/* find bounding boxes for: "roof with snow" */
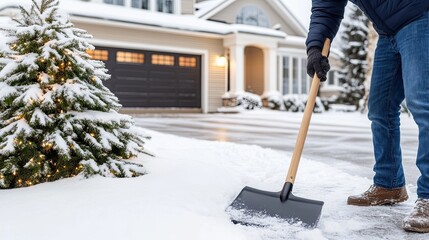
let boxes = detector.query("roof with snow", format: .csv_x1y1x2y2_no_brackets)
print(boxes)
195,0,307,36
0,0,287,39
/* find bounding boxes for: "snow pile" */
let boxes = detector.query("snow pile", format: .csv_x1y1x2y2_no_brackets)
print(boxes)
0,129,422,240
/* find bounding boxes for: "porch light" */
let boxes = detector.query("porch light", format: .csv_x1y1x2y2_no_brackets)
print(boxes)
216,55,227,67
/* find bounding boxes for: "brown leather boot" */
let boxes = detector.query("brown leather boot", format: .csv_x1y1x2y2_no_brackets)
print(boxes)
403,198,429,233
347,185,408,206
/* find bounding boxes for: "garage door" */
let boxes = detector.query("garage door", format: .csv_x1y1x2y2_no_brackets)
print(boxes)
88,47,202,108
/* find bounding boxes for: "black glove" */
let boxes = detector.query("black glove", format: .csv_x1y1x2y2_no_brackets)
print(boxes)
307,47,330,82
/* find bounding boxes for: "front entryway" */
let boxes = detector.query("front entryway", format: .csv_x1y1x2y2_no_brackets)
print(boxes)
244,46,264,95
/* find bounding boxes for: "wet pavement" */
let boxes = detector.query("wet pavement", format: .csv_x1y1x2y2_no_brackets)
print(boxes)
132,110,420,186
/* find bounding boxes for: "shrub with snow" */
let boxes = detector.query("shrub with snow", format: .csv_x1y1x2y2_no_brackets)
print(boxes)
237,92,263,110
222,92,262,110
262,92,284,110
283,94,324,113
0,0,151,189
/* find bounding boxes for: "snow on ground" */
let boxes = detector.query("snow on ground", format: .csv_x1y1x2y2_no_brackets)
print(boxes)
0,114,425,239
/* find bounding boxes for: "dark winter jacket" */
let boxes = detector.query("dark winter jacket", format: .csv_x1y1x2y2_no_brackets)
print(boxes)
306,0,429,50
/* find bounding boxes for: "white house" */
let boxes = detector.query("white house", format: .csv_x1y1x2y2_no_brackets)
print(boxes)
0,0,341,113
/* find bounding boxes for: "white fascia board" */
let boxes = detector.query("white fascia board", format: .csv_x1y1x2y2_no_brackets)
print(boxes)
89,38,209,56
279,36,306,47
223,33,280,49
278,47,306,56
199,0,236,20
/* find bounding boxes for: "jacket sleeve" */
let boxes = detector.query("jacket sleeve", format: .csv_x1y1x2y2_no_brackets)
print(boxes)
305,0,348,51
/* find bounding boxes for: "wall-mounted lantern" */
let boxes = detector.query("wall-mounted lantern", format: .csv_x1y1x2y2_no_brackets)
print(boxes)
215,55,227,67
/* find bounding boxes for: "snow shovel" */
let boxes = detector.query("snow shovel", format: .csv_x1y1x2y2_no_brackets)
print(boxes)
228,39,331,228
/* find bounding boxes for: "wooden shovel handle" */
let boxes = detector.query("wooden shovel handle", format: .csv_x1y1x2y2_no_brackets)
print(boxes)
285,38,331,184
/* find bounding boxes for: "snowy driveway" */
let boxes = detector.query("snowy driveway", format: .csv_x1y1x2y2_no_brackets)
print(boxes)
133,110,420,185
1,111,426,240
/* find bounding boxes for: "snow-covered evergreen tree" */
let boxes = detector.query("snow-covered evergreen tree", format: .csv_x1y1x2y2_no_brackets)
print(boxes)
360,21,378,113
337,5,369,110
0,0,151,189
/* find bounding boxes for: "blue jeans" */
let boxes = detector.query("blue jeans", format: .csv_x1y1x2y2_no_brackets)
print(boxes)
368,11,429,199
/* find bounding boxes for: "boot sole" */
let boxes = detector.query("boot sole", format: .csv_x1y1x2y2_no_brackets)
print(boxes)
403,226,429,233
347,196,409,206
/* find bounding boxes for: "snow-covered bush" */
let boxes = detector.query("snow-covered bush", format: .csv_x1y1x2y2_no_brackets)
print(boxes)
283,94,324,113
262,92,284,110
222,92,262,110
0,0,151,189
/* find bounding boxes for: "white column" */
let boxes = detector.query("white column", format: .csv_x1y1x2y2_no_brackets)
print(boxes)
263,48,278,95
278,55,283,94
150,0,156,11
175,0,181,14
229,44,245,93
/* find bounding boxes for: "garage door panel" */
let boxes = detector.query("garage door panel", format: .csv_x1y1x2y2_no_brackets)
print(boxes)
147,85,178,91
116,68,149,76
115,85,149,92
177,86,198,92
96,46,201,108
149,71,177,80
148,79,177,85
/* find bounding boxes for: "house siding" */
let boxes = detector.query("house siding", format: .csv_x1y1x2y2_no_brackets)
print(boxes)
209,0,302,36
72,20,226,112
181,0,195,15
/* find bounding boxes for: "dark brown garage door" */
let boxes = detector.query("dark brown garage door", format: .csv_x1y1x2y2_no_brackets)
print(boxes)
89,46,201,108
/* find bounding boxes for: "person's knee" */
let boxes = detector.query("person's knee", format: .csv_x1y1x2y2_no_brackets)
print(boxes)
405,98,429,123
368,102,402,130
368,100,387,122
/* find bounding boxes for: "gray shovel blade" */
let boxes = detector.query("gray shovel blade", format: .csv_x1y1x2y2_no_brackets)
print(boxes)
228,186,324,228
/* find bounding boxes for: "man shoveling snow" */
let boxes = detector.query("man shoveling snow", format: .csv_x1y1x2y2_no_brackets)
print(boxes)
306,0,429,233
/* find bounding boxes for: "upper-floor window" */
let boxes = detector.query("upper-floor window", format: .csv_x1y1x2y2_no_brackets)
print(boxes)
236,5,269,28
157,0,175,14
132,0,149,10
104,0,175,14
103,0,125,6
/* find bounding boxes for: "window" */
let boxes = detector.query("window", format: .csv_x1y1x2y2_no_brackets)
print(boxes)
87,49,109,61
282,57,289,94
157,0,175,13
301,59,308,94
292,58,299,94
328,71,334,85
152,54,174,65
117,51,144,63
236,5,269,28
132,0,149,9
103,0,124,6
325,70,341,86
179,57,197,68
282,55,308,95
